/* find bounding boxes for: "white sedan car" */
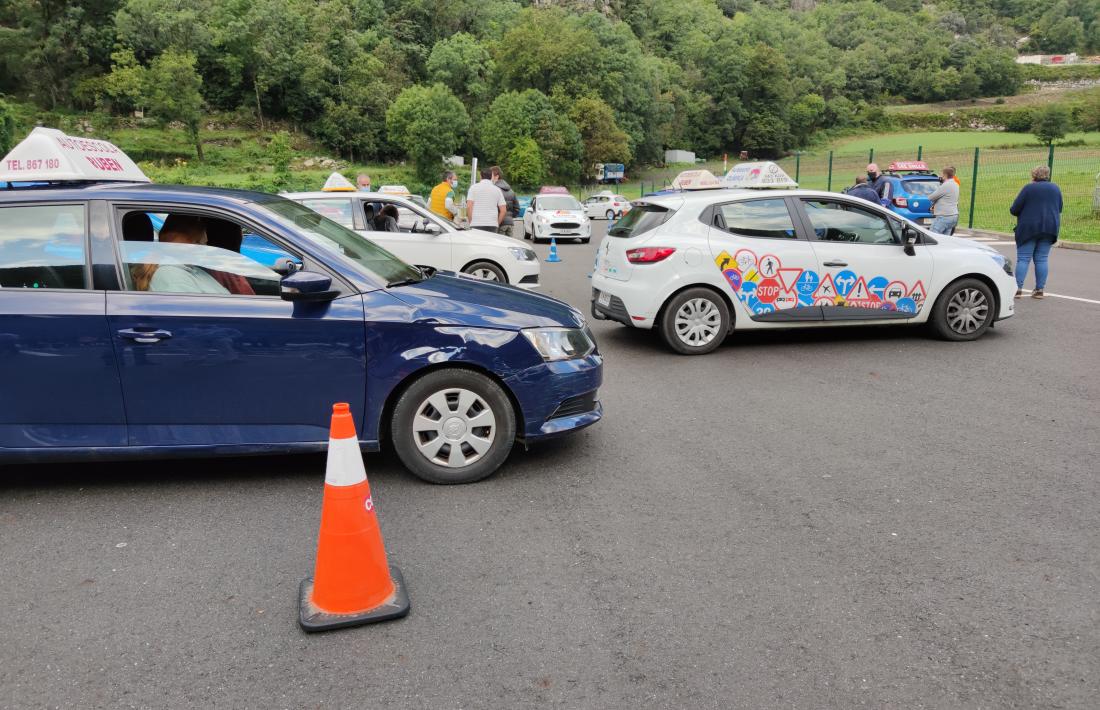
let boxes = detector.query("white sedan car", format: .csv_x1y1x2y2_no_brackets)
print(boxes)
583,193,632,220
286,191,540,288
522,194,592,244
591,188,1016,354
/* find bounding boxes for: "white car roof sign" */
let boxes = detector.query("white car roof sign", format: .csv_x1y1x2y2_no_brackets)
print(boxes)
723,162,798,189
322,172,356,191
0,127,150,184
670,169,722,190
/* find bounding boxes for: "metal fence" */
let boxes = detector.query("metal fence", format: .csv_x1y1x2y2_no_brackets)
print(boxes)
634,145,1100,242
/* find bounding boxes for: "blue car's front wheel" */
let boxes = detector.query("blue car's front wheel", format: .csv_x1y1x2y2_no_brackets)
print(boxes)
391,369,517,484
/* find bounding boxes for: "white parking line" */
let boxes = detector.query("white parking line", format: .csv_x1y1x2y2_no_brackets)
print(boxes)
1020,290,1100,305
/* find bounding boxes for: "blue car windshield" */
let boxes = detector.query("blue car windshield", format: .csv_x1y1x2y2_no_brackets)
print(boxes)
259,198,420,284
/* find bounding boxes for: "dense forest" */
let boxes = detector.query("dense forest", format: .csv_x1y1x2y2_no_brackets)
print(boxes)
1,0,1098,182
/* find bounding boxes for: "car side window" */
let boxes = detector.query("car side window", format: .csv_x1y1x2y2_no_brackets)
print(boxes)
716,199,797,239
298,198,354,228
801,199,899,245
117,211,290,296
0,204,88,289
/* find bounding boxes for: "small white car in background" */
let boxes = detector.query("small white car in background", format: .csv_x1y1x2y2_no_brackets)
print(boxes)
584,192,632,220
591,170,1016,355
523,194,592,244
286,191,540,287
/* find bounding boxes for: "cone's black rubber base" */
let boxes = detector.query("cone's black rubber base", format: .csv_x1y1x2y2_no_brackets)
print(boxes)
298,565,410,633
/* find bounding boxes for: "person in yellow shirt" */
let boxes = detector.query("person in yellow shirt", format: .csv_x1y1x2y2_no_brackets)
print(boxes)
429,170,460,221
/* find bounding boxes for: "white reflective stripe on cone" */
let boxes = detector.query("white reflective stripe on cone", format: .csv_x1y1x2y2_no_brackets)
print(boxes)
325,436,368,487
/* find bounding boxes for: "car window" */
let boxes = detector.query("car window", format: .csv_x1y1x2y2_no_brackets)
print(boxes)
539,195,582,211
298,198,354,228
902,179,938,196
259,198,420,284
801,199,899,245
117,211,285,296
608,204,672,238
0,204,87,289
717,199,797,239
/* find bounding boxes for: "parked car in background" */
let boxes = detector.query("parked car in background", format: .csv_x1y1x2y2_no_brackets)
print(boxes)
878,161,938,226
523,193,592,244
584,192,632,220
285,191,540,287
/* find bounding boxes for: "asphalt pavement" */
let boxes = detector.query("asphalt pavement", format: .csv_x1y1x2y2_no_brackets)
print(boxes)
2,223,1098,709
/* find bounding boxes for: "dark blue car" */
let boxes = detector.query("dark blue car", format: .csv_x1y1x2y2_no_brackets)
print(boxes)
0,183,602,483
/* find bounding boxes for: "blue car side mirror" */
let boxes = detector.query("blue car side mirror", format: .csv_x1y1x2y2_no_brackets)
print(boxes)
280,270,339,302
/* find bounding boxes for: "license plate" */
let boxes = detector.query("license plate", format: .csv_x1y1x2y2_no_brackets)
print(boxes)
917,218,929,225
597,291,611,307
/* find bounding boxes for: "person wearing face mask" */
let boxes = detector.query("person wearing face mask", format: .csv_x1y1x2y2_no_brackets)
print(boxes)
866,163,888,199
429,170,460,221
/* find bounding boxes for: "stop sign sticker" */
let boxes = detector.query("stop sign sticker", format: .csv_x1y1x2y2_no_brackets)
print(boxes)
756,278,781,304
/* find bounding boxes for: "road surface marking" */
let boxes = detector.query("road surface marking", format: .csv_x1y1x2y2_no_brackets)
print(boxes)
1020,290,1100,305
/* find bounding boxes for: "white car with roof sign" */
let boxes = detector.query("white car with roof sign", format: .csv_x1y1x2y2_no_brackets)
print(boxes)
522,193,592,244
286,190,540,288
583,192,633,220
590,162,1016,355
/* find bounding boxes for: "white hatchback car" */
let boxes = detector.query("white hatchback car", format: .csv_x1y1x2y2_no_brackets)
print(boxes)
522,194,592,244
286,191,540,288
591,188,1016,354
583,192,632,220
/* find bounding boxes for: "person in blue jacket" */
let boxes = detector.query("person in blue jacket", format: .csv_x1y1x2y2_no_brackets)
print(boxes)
1009,165,1062,300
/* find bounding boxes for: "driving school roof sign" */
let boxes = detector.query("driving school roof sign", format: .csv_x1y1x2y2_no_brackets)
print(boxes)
723,162,797,189
670,169,722,190
0,127,150,183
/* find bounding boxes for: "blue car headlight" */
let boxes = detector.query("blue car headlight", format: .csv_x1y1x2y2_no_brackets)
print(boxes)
522,327,595,361
509,247,537,262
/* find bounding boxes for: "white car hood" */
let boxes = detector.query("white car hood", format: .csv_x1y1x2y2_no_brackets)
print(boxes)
930,233,999,254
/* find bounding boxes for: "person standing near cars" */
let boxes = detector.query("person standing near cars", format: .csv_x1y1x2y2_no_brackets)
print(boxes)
356,174,372,191
928,166,960,235
430,170,460,221
466,168,506,231
490,166,519,236
846,175,880,204
866,163,888,199
1010,165,1062,300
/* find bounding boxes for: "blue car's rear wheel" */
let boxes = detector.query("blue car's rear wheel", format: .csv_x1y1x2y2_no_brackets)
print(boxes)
391,369,516,484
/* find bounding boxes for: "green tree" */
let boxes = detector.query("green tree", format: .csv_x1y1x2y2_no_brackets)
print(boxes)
0,99,17,155
426,33,494,106
102,48,147,113
267,130,293,186
144,50,205,160
505,138,545,189
567,97,632,175
480,89,583,182
386,84,471,182
1032,105,1072,146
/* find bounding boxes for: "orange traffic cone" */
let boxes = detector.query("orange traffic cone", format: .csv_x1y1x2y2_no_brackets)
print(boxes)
298,402,410,632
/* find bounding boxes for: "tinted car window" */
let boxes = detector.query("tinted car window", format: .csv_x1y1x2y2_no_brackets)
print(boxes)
0,204,87,289
802,200,899,244
718,199,796,239
607,204,672,238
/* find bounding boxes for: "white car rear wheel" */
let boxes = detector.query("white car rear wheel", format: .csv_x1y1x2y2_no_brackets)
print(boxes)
659,288,730,355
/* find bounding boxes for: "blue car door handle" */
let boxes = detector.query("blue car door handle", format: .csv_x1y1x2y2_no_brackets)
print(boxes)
118,328,173,344
823,260,848,268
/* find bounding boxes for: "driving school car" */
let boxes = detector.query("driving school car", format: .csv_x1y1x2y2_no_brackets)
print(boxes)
591,162,1015,355
879,161,939,225
0,128,602,484
523,192,592,244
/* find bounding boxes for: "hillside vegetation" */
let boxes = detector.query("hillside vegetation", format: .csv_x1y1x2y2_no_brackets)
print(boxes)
4,0,1080,185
